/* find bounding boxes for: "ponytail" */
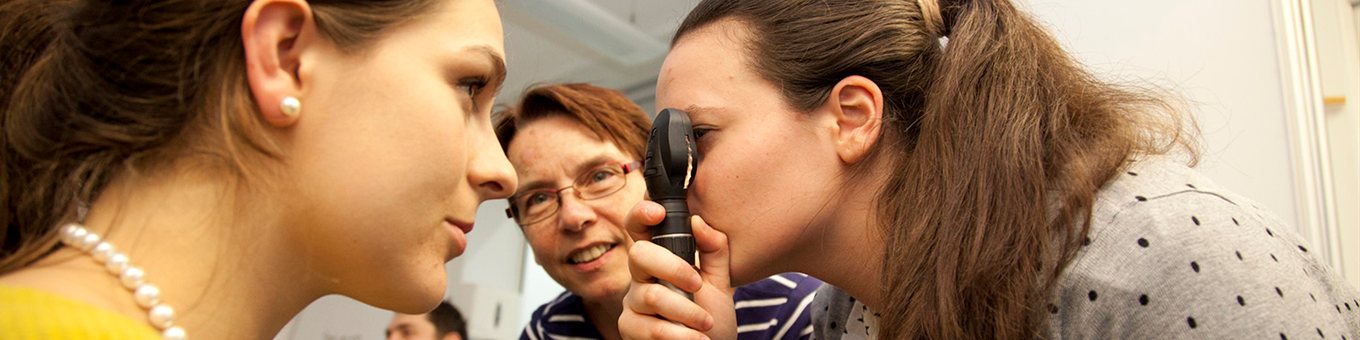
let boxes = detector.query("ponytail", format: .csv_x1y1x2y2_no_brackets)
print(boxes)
674,0,1192,338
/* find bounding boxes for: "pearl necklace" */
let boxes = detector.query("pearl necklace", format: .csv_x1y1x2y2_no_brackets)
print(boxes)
60,223,187,340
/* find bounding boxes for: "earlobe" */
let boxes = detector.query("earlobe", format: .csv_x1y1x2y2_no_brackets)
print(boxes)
827,76,885,164
242,0,315,127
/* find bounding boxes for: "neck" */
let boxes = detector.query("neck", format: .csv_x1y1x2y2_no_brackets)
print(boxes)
41,169,319,339
582,293,625,340
796,171,887,313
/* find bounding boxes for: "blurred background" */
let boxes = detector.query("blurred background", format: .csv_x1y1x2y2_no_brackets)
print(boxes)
274,0,1360,339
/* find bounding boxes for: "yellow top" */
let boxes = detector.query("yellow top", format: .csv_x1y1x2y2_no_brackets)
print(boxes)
0,285,159,339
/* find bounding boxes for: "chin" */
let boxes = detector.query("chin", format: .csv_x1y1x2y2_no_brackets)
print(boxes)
382,290,446,314
728,258,770,287
572,278,629,303
365,275,447,314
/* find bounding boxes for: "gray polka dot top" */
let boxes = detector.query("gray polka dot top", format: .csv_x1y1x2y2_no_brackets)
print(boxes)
811,157,1360,339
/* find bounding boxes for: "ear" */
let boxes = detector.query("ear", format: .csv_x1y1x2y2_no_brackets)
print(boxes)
823,75,885,165
242,0,316,127
441,333,463,340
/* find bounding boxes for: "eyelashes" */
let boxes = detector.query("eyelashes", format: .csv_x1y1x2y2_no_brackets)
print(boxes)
692,127,713,140
457,75,490,111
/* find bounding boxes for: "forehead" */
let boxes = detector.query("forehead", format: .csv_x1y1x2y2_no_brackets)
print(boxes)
657,20,757,110
377,0,505,58
507,116,631,180
389,313,431,327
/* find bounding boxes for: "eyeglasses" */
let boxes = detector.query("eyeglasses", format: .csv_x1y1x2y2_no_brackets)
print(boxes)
505,161,641,226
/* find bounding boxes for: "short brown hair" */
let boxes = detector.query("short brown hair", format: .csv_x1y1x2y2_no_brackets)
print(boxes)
494,83,652,160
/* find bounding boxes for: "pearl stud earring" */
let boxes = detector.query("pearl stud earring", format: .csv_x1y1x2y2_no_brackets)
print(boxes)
280,96,301,118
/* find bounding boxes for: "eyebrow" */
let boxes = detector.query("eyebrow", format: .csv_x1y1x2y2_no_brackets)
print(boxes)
468,45,508,95
514,155,621,195
680,105,720,120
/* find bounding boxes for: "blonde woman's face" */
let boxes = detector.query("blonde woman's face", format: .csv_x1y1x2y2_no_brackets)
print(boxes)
655,20,847,285
286,0,515,313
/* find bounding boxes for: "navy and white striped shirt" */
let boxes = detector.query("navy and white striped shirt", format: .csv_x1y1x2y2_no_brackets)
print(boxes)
521,273,823,340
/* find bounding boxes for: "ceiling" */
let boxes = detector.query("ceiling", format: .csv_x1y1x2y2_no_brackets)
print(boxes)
496,0,701,110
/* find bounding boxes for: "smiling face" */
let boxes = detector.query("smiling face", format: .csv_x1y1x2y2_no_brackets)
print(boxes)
284,0,516,312
655,20,849,285
506,115,643,304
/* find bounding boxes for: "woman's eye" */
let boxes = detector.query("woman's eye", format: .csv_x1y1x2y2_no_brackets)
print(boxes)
590,170,614,183
524,192,551,208
692,127,712,140
457,76,489,99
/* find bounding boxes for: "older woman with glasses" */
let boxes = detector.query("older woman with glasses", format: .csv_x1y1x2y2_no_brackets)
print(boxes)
495,83,822,340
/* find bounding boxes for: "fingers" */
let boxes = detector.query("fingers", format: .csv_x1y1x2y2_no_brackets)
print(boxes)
622,218,738,340
690,215,727,254
626,201,666,242
690,215,732,289
628,241,703,292
623,282,715,331
619,307,712,340
686,215,738,340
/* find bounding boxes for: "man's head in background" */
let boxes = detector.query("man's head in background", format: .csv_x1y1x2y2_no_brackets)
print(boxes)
386,301,468,340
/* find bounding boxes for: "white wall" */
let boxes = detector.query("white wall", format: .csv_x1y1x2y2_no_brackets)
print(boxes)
1312,0,1360,286
1024,0,1301,228
518,246,566,328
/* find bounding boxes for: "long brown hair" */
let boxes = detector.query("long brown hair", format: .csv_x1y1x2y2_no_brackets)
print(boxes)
0,0,439,275
674,0,1193,338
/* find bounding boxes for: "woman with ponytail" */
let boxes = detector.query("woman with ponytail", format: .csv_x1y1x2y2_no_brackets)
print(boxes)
619,0,1360,338
0,0,516,338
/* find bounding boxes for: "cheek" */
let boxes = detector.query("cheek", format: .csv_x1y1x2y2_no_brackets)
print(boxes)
526,230,562,266
692,132,774,206
605,184,646,229
689,124,827,247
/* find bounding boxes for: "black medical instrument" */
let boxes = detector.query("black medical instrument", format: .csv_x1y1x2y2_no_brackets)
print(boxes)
643,108,700,299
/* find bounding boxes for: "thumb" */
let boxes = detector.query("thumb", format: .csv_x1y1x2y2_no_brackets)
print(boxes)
625,200,666,242
691,215,732,291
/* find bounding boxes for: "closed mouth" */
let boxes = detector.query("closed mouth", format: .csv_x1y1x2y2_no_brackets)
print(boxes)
446,218,474,234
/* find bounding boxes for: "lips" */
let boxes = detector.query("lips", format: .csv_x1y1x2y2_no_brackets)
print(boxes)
442,217,475,261
567,243,616,264
446,218,474,234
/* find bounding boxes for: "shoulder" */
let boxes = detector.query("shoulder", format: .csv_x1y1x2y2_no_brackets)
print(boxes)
808,284,854,340
526,290,582,321
0,285,160,339
736,273,823,298
1045,157,1360,338
520,291,594,340
732,273,824,340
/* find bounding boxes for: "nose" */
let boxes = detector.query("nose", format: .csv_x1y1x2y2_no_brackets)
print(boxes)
469,123,518,200
556,192,597,232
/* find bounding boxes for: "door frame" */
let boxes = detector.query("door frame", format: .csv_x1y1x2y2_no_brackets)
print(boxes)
1271,0,1344,275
